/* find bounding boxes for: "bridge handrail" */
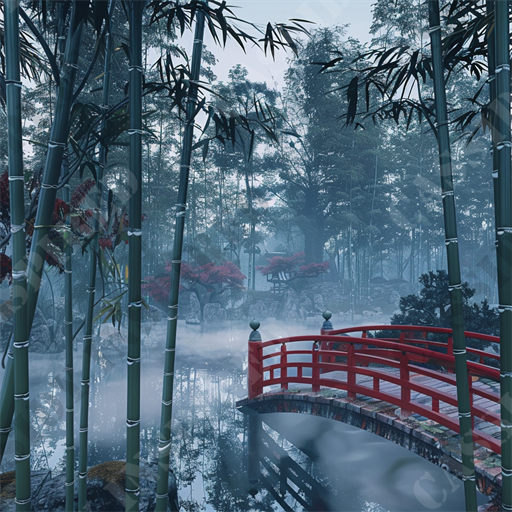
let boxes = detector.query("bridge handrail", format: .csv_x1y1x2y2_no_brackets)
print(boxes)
329,324,500,344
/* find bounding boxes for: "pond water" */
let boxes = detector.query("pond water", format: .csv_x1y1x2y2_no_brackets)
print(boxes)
1,317,490,511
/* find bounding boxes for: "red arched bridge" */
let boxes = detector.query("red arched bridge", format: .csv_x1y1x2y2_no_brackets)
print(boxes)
237,316,503,501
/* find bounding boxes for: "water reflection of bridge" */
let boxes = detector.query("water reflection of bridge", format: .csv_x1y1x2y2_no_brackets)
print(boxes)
236,316,503,505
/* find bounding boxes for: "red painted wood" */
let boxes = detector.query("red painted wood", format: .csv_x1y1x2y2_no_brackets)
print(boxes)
247,325,502,454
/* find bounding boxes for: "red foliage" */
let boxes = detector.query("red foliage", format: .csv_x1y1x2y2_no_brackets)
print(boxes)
70,179,95,208
0,172,9,221
298,261,330,276
144,261,246,303
258,252,305,275
258,252,329,278
98,238,113,250
52,198,70,223
0,253,12,284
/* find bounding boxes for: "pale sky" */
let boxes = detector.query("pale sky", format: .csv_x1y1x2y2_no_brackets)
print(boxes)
200,0,375,87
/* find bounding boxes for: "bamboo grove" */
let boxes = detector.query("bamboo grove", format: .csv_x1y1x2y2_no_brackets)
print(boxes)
0,0,308,510
1,1,512,512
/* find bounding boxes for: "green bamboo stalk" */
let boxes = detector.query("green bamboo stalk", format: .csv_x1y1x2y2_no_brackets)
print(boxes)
493,1,512,510
61,158,75,512
5,1,30,510
126,2,145,510
427,2,477,511
155,3,207,510
485,0,499,246
77,3,116,510
0,0,85,467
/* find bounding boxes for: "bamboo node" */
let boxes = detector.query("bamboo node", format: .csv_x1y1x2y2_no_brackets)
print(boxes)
0,427,12,433
14,453,30,461
14,497,31,505
79,427,88,433
496,64,510,73
500,371,512,377
497,141,512,150
5,79,22,87
492,170,498,178
13,341,29,349
127,357,141,365
167,315,178,321
128,301,142,308
501,422,512,428
163,372,174,377
158,441,171,453
65,481,75,487
444,238,457,245
63,269,72,274
428,25,441,33
8,175,24,181
125,487,140,495
155,493,168,499
176,211,187,217
193,39,204,44
503,502,512,510
41,183,59,189
501,467,512,478
498,306,512,314
64,320,73,325
164,348,176,352
461,475,475,481
14,392,29,400
458,412,471,418
78,473,87,479
126,420,140,427
452,349,466,355
127,229,142,236
128,65,143,72
83,335,93,340
12,270,27,280
10,223,25,234
448,284,461,291
127,129,149,136
65,444,75,450
171,260,181,264
48,141,66,148
162,399,173,406
441,190,453,197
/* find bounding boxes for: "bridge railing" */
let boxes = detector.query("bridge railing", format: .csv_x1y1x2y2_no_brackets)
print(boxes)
247,321,501,455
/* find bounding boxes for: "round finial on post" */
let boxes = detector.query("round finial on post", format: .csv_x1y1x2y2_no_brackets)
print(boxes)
321,310,333,334
249,319,262,341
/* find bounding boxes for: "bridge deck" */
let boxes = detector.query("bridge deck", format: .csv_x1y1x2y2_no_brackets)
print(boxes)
320,368,502,441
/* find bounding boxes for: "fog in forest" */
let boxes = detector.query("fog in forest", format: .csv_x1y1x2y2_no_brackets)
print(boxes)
0,1,504,511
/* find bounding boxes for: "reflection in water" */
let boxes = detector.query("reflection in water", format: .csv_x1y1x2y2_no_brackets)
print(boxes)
0,320,490,511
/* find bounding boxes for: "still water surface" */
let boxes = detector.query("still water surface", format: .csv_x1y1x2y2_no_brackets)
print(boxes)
2,318,490,511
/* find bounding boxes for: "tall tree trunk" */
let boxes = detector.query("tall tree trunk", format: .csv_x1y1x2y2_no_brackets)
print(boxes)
155,4,206,510
493,1,512,510
78,2,115,510
0,0,85,467
5,1,30,510
125,2,145,511
428,2,476,510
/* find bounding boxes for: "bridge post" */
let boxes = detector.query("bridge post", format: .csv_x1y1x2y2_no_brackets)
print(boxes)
248,320,263,399
320,311,333,374
399,351,412,418
347,343,356,398
280,344,288,390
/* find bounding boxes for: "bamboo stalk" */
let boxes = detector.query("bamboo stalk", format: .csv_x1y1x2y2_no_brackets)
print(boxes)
0,0,85,467
154,3,207,510
427,2,477,510
125,2,144,511
62,159,75,512
493,1,512,510
5,0,30,510
77,2,116,510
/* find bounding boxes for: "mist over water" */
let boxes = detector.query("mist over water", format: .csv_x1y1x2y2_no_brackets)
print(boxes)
2,318,489,511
